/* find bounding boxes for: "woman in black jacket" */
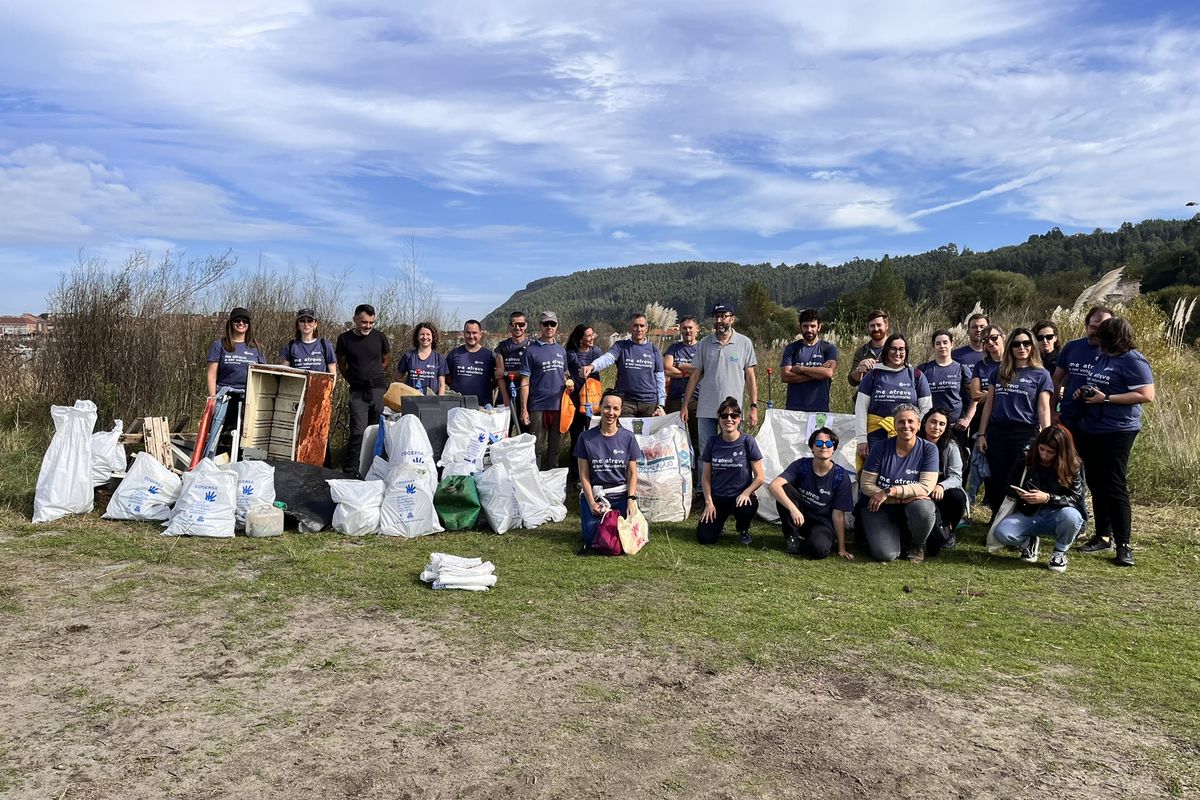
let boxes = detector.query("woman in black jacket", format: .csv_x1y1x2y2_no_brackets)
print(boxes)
990,426,1085,573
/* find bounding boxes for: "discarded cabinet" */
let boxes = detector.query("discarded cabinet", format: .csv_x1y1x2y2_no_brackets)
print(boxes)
241,365,334,466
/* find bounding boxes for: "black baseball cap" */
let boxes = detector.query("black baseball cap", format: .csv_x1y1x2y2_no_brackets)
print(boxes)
229,307,251,322
296,308,317,320
710,302,734,316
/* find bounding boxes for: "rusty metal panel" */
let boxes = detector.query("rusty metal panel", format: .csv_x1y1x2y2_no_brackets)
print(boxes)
296,371,335,466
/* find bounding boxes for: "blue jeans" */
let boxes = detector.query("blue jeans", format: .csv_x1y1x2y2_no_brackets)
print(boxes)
993,506,1084,553
697,417,718,476
579,494,628,547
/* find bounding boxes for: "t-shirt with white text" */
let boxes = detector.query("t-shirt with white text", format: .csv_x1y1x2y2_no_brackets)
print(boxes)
702,433,763,498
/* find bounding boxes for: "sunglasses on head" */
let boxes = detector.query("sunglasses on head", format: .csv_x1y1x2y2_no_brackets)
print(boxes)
812,440,836,449
718,412,740,420
1036,333,1056,341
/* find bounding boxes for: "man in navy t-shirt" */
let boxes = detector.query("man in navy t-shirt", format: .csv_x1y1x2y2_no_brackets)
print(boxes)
952,313,989,373
583,313,666,417
781,308,839,412
494,310,531,432
1053,306,1112,429
664,316,700,459
520,311,569,470
447,319,496,405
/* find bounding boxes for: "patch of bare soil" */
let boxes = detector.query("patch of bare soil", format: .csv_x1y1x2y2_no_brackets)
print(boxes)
0,558,1187,800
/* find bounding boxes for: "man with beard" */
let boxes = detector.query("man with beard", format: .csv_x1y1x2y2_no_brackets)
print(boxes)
494,310,531,432
952,313,990,373
847,309,890,387
680,302,759,463
780,308,839,412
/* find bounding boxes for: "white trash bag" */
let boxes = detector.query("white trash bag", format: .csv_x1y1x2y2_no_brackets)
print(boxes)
32,400,98,524
475,464,517,534
511,464,565,528
163,459,237,538
381,415,438,497
328,479,385,536
229,460,276,529
540,468,568,506
634,423,693,523
439,407,511,472
378,464,444,538
365,454,390,482
753,410,859,523
104,451,182,521
91,419,126,487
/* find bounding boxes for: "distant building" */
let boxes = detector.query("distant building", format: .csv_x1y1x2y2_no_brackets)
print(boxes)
0,313,48,337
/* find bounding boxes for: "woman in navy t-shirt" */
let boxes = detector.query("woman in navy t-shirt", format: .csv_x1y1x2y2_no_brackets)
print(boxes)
574,390,643,550
977,328,1052,517
1073,317,1155,567
859,404,940,563
697,396,765,545
854,334,932,464
396,321,448,395
279,308,337,374
918,407,968,556
205,306,267,451
768,426,854,560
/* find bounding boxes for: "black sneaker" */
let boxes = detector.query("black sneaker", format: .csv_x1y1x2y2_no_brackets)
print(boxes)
1114,545,1135,567
1020,538,1040,563
1048,550,1068,573
738,530,753,545
1080,535,1114,554
908,547,925,565
784,536,802,555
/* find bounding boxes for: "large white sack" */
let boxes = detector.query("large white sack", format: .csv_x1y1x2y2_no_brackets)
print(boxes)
365,454,390,482
475,464,517,534
439,407,510,471
510,464,565,528
540,468,568,506
163,459,237,538
379,465,444,538
32,400,98,524
487,433,537,471
328,479,385,536
753,410,858,522
104,451,182,521
229,460,276,528
90,419,126,487
381,415,437,497
591,410,686,437
634,423,693,523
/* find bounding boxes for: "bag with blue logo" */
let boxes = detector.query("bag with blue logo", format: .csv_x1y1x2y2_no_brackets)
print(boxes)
104,451,183,521
229,460,276,530
379,464,444,538
163,458,237,538
381,415,438,498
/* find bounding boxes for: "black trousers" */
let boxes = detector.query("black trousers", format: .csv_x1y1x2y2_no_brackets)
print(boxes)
1076,429,1138,545
567,411,590,482
925,487,968,558
346,386,385,475
696,495,759,544
775,484,837,559
984,423,1037,514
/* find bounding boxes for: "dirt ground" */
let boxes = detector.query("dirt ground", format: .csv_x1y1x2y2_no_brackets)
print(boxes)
0,555,1192,800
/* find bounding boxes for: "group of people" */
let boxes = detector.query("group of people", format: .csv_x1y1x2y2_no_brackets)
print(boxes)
207,301,1155,571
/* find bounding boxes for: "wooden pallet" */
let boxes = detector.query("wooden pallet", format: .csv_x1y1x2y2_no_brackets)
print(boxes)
142,416,174,471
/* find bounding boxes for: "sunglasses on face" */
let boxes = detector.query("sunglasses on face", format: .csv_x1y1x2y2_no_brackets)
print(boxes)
511,322,527,328
718,413,740,420
1036,334,1056,341
1011,340,1033,348
298,318,316,324
812,440,836,449
985,334,1002,343
542,321,557,327
232,318,249,325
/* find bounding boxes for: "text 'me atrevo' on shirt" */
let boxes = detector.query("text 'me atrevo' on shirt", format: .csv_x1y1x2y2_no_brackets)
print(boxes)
208,340,267,390
702,433,763,498
448,345,496,404
573,426,643,500
863,438,939,492
520,340,568,411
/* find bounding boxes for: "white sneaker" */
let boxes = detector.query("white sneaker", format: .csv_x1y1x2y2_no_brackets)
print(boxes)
1020,537,1040,563
1048,550,1068,573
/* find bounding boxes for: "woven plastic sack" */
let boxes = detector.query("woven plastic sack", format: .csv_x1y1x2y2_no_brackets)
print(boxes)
104,451,182,521
91,419,126,487
229,460,276,529
163,459,237,538
32,400,98,524
434,475,482,530
379,464,444,538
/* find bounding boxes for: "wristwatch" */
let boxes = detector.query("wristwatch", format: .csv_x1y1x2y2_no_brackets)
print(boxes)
1103,395,1112,404
749,402,759,408
627,494,638,500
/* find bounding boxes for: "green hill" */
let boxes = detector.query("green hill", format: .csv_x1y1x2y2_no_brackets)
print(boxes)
482,218,1199,330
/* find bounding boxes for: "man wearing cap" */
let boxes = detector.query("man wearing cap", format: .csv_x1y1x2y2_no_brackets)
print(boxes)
781,308,838,412
519,312,569,470
581,312,666,417
847,309,890,387
494,310,532,433
680,303,759,460
335,303,391,477
447,319,496,405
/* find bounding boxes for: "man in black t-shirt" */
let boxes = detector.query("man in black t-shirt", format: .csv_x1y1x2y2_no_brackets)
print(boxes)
335,304,391,476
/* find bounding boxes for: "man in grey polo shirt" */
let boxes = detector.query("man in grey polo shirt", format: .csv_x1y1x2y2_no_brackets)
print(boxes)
680,302,759,462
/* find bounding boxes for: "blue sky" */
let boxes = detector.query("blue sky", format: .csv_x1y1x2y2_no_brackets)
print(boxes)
1,1,1198,320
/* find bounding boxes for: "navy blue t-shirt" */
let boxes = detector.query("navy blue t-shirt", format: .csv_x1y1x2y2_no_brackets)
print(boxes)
863,438,939,493
918,360,972,423
208,340,267,390
990,366,1053,426
520,341,568,411
778,458,854,520
781,340,839,412
972,359,999,395
1056,338,1101,424
951,345,985,373
702,433,763,498
1079,350,1153,434
397,349,449,390
664,341,697,401
279,338,335,372
567,346,602,386
604,340,664,403
858,366,930,417
447,345,496,404
574,426,642,500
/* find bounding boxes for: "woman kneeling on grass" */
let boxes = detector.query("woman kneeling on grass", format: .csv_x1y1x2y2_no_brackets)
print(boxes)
991,426,1085,573
859,403,939,563
768,427,854,560
697,397,765,545
575,390,641,550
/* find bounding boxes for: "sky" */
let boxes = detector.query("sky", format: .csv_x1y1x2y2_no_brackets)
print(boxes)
1,1,1198,320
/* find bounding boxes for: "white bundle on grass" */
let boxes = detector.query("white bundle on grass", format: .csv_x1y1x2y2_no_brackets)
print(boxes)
32,400,98,524
163,459,237,538
104,451,183,521
420,552,497,591
90,419,126,487
327,479,385,536
378,464,444,538
229,460,276,529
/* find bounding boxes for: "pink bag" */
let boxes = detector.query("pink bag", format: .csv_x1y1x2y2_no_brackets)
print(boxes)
591,509,624,556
